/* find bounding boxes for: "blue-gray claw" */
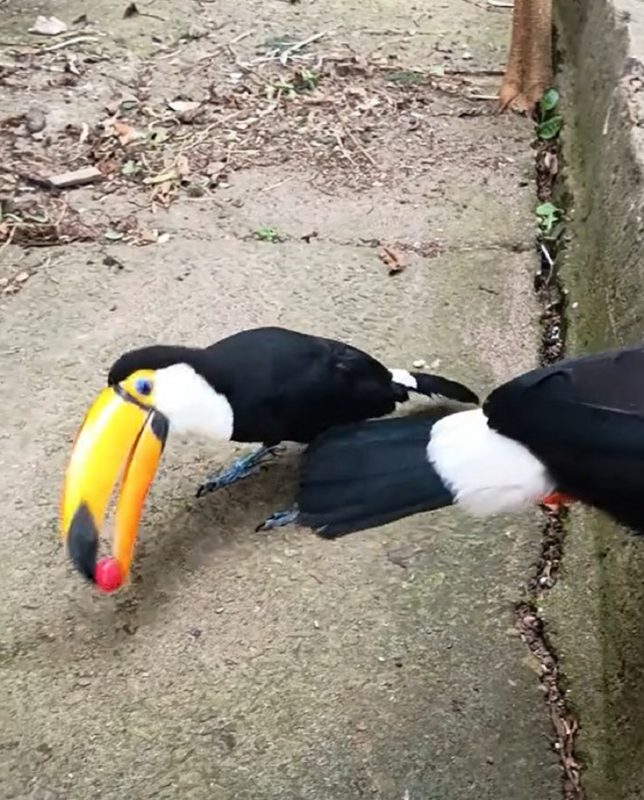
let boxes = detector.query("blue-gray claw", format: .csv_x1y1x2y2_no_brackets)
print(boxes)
256,506,300,532
196,445,279,498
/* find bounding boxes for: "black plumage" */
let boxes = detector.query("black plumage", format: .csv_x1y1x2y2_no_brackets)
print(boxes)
297,415,453,537
109,326,478,446
484,344,644,533
108,326,478,496
293,343,644,538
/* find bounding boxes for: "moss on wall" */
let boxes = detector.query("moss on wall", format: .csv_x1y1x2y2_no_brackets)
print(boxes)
550,1,644,797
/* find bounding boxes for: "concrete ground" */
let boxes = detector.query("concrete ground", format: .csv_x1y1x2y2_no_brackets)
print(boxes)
1,1,561,798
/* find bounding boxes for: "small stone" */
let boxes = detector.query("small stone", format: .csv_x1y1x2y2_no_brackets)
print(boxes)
187,23,208,39
48,166,103,189
25,108,47,133
29,15,68,36
412,359,426,369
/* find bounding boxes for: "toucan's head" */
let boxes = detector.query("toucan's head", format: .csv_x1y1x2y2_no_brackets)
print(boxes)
60,345,234,593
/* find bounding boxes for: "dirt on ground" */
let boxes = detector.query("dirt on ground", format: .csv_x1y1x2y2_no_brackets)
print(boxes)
1,1,562,799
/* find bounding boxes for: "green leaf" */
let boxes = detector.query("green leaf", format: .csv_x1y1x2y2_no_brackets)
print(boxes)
119,99,139,113
536,115,563,140
535,202,558,217
254,225,280,242
539,88,559,114
121,160,137,176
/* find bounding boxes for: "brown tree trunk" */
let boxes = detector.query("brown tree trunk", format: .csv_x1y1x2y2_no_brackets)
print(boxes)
498,0,553,113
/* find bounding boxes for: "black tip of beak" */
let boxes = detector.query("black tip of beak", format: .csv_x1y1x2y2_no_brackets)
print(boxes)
67,503,99,582
151,410,169,450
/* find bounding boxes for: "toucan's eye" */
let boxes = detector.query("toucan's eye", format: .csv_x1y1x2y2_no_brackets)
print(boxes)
135,378,153,396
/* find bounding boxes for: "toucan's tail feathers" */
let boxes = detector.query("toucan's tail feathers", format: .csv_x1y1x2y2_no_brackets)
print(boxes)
297,416,454,538
389,368,479,408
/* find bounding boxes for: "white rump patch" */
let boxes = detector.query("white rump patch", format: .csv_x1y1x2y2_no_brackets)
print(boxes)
426,408,554,515
389,368,417,390
153,363,234,441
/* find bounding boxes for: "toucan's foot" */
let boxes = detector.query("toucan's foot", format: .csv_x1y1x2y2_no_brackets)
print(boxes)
541,491,575,511
196,445,280,498
256,505,300,532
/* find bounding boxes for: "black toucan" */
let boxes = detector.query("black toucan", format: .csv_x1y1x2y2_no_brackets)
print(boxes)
60,326,478,591
289,344,644,538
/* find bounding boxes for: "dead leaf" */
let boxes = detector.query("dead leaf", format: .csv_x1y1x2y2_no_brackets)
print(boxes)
167,99,201,115
134,227,159,246
543,151,559,176
378,245,406,275
205,161,226,177
166,99,204,123
65,54,81,76
149,180,174,207
175,155,190,178
301,93,337,106
2,271,30,296
123,2,139,18
143,170,177,186
29,16,68,36
112,119,141,146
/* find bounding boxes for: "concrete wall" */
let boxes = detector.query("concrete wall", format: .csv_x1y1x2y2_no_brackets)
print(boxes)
551,1,644,797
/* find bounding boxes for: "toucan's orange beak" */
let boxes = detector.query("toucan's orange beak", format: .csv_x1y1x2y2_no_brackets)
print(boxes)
60,386,168,591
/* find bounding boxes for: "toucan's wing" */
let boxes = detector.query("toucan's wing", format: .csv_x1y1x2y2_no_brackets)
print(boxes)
483,346,644,532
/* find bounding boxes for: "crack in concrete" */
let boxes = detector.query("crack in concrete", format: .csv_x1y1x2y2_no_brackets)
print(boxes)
158,228,533,256
515,120,584,800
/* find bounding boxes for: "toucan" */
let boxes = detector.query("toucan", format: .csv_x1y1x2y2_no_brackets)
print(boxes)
60,326,478,592
287,344,644,538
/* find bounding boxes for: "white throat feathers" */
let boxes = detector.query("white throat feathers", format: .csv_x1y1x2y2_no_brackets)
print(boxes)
152,363,234,441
